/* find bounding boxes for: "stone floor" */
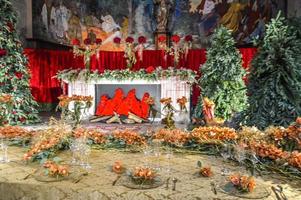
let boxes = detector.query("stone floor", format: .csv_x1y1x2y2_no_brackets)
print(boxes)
0,147,301,200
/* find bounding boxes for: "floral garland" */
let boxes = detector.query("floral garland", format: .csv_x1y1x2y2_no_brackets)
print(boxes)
55,67,197,84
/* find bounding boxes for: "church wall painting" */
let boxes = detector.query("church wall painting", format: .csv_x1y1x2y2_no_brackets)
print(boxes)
32,0,286,50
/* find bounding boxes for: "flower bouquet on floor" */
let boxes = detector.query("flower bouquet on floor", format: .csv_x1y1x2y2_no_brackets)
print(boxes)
122,166,163,189
33,158,71,182
219,173,271,199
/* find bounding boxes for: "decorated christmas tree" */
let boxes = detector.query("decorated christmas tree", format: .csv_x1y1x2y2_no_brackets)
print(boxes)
0,0,39,125
195,26,247,121
245,13,301,129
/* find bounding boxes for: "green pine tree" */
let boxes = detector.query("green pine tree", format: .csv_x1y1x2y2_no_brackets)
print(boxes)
0,0,39,125
196,26,247,121
245,13,301,129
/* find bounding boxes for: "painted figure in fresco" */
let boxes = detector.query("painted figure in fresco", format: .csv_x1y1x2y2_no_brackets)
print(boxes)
154,0,174,32
41,0,53,32
55,1,71,39
219,0,247,33
101,15,120,33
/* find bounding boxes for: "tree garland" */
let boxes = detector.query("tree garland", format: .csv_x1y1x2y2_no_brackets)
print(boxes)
55,67,197,84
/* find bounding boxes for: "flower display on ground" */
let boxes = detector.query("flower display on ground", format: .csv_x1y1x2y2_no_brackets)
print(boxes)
131,167,156,184
248,142,288,160
0,126,31,139
288,151,301,169
43,160,69,177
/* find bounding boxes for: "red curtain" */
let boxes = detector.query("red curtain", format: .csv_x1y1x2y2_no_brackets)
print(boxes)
25,48,257,104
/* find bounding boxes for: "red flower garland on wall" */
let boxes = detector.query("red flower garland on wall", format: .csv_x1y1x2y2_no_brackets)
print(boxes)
71,38,80,46
138,36,146,44
113,37,121,44
95,38,102,45
171,35,181,43
125,36,134,43
158,35,166,43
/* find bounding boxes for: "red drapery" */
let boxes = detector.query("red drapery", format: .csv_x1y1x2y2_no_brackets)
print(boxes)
24,48,257,104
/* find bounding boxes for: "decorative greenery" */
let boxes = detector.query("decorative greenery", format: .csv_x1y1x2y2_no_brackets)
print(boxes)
197,26,247,121
55,67,197,84
0,0,39,125
245,13,301,129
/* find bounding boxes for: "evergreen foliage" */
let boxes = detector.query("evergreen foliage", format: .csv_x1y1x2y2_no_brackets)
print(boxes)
0,0,39,124
196,26,247,120
245,13,301,129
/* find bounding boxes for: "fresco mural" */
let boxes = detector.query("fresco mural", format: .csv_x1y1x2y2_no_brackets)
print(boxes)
32,0,286,49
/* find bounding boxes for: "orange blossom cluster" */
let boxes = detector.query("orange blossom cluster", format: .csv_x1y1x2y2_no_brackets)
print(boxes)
153,129,189,145
43,161,69,177
229,174,256,193
177,96,188,110
248,142,288,160
160,97,172,105
0,126,31,139
112,161,124,174
133,167,156,180
73,127,106,144
112,129,146,146
191,126,237,142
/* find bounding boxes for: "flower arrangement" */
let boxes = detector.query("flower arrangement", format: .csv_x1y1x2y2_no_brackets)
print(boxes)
43,160,69,177
137,36,146,61
130,167,156,185
177,96,188,112
153,129,189,146
160,97,175,129
191,127,237,143
124,36,137,69
113,37,121,45
57,95,93,127
112,161,125,174
111,129,146,146
145,96,158,121
229,174,256,193
73,127,106,144
71,37,102,70
169,35,183,66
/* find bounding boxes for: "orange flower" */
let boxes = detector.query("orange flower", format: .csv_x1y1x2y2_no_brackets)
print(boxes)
43,160,69,177
0,126,31,139
288,151,301,169
248,142,288,160
200,167,213,177
229,174,256,193
73,127,106,144
133,167,156,180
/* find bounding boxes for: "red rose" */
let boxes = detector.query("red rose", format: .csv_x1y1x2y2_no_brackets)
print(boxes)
15,72,23,79
146,66,155,74
138,36,146,44
113,37,121,44
171,35,181,43
84,38,91,45
19,117,26,123
125,36,134,43
71,38,80,46
158,35,166,43
95,38,102,45
0,49,7,57
185,35,193,42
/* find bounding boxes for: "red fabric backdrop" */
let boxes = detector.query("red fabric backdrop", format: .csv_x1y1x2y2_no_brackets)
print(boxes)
24,48,257,104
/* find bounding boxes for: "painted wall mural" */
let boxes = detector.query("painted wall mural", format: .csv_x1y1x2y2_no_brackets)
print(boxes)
32,0,286,49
